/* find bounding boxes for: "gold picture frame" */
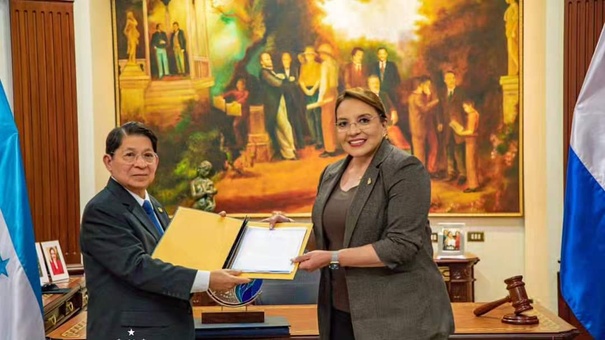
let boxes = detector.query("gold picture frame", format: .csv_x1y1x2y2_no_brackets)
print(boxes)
110,0,523,217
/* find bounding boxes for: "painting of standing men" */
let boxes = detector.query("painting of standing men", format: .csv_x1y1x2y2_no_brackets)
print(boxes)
111,0,522,216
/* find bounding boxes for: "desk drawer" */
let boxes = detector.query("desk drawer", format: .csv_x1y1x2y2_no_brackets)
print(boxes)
44,290,85,332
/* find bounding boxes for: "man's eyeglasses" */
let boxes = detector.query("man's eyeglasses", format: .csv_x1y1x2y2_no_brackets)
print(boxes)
335,115,379,131
112,151,158,164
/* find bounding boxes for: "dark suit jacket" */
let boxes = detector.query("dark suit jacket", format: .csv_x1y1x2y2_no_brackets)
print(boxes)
372,61,401,102
80,178,197,340
312,141,454,340
275,65,308,147
377,90,395,114
259,67,284,151
151,31,168,49
438,87,466,144
170,29,186,50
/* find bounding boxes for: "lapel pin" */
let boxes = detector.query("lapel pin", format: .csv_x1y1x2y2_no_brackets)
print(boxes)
367,178,372,185
158,207,164,213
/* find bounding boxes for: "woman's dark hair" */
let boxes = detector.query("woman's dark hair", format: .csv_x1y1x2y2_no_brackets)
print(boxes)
334,87,388,122
105,121,158,155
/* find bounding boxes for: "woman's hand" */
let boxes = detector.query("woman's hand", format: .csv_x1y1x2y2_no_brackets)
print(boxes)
292,250,331,271
261,211,294,229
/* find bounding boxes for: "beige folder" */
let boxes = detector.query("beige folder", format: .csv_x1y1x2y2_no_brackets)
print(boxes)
152,207,312,280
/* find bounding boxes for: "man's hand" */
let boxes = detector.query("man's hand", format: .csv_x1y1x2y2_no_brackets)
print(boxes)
209,269,250,291
292,250,331,271
261,211,294,229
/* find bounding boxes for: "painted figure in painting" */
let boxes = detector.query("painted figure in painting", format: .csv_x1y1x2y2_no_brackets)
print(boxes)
438,71,467,185
343,47,367,89
299,46,323,150
191,160,218,212
504,0,520,75
259,52,297,161
222,78,250,150
367,75,409,151
171,22,187,75
371,47,400,108
276,52,307,149
151,24,170,79
315,43,339,158
451,99,481,193
408,76,439,174
124,11,140,64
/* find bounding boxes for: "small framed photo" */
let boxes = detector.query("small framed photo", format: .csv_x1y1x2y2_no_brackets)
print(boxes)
437,223,465,258
41,240,69,282
35,243,50,285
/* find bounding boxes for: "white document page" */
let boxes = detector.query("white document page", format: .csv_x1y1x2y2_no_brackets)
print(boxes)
230,226,308,273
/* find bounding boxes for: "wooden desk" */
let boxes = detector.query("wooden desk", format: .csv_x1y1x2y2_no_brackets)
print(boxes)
43,277,87,333
435,253,480,302
47,302,578,339
452,303,579,339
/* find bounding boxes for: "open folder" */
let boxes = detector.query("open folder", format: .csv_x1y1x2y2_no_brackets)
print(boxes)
152,207,312,280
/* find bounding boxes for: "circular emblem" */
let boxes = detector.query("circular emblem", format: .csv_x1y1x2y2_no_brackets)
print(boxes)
207,279,263,307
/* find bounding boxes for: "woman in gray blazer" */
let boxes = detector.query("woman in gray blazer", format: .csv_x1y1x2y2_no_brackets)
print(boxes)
273,88,454,339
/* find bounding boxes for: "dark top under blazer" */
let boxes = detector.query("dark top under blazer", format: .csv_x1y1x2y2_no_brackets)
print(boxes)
80,178,197,340
312,140,455,340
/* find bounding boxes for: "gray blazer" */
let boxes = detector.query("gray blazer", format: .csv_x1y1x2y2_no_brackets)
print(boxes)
312,141,454,340
80,178,197,340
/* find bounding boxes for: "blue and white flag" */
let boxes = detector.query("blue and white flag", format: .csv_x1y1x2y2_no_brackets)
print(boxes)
0,81,45,339
561,26,605,339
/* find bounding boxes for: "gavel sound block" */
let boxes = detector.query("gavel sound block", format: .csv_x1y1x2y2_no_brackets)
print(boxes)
473,275,539,325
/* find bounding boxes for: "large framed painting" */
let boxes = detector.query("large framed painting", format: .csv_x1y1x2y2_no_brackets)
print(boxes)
111,0,522,216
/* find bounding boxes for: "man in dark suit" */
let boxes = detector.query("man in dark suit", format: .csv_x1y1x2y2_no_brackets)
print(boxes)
151,24,169,79
259,52,296,160
170,22,187,75
343,47,368,89
80,122,249,340
437,70,467,183
371,47,401,107
275,51,307,148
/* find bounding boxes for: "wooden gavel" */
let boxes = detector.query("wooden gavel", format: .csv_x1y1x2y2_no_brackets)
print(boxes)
473,275,539,325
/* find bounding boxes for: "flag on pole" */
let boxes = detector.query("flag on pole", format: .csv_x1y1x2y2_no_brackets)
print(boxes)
0,81,45,339
561,26,605,340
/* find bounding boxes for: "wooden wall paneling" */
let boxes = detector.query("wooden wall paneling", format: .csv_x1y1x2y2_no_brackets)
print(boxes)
563,1,605,339
9,0,81,266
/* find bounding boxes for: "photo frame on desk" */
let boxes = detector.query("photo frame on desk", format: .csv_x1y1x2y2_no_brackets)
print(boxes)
437,223,465,258
35,243,50,285
41,240,69,282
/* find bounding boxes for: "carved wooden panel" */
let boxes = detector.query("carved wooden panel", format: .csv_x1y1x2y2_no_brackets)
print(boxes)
9,0,80,265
